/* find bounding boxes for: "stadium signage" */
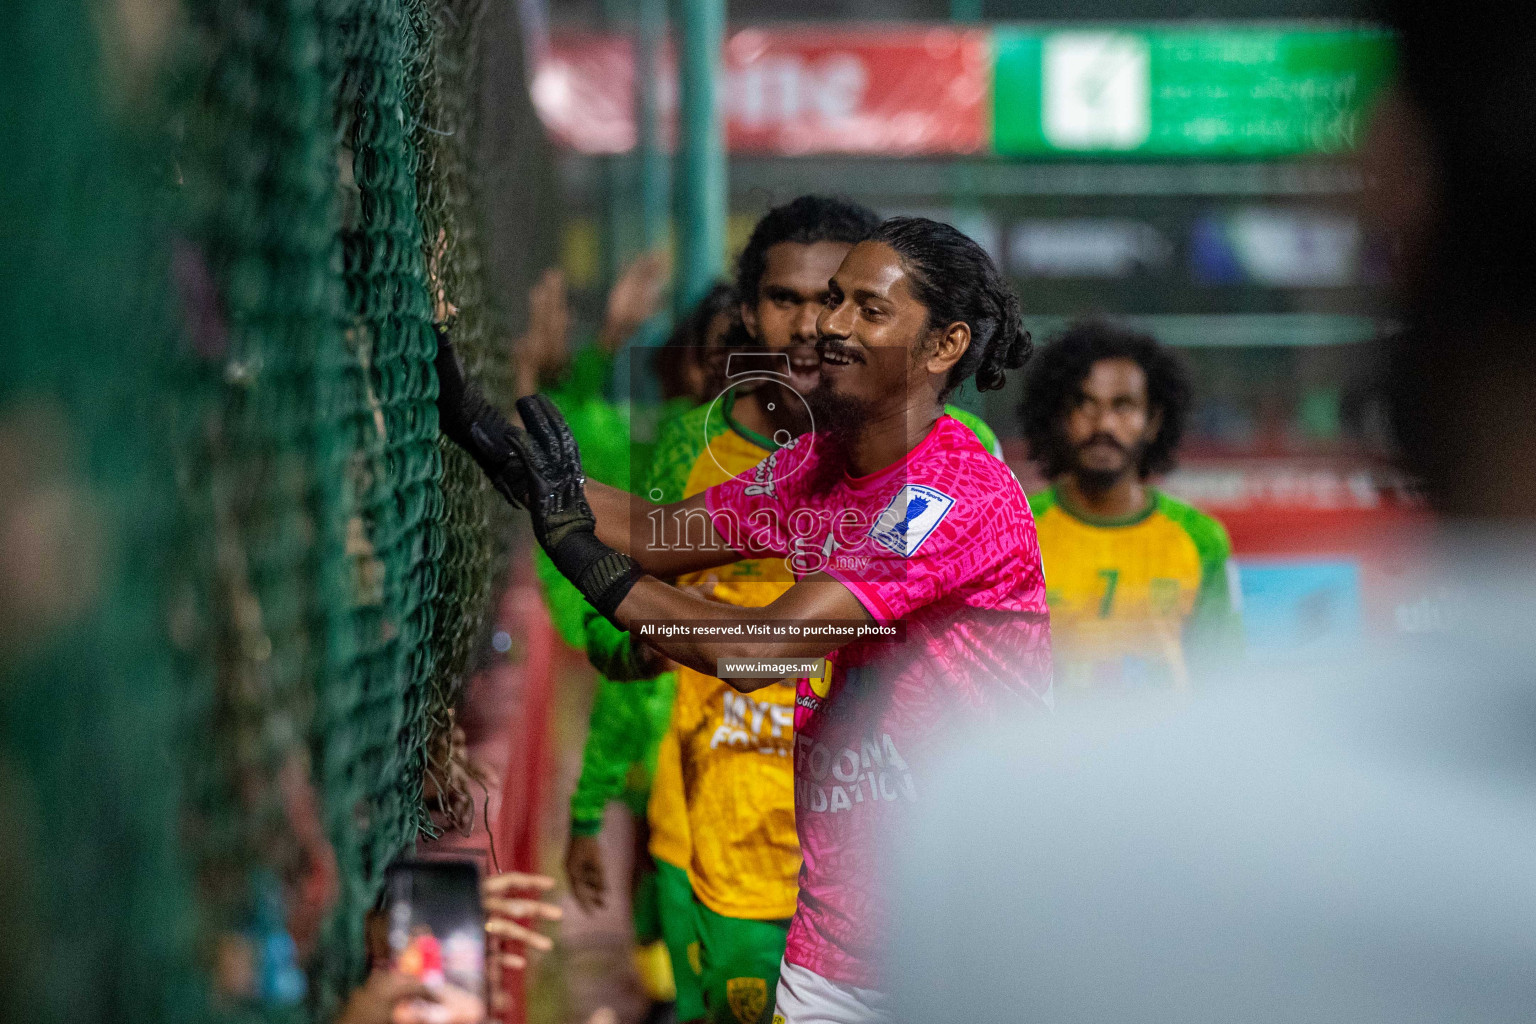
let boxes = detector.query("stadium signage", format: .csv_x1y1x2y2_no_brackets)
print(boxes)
993,27,1396,158
535,25,1393,159
532,28,989,156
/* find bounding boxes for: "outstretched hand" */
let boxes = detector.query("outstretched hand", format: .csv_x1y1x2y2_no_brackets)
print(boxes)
600,251,670,354
514,395,643,624
513,269,571,392
515,394,595,553
436,385,642,626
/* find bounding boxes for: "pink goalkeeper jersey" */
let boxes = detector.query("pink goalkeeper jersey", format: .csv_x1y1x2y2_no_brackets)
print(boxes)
704,414,1053,986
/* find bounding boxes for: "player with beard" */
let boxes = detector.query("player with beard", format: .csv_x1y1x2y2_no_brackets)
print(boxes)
1019,321,1240,696
729,194,870,442
434,216,1050,1023
720,195,1000,454
616,197,1002,1024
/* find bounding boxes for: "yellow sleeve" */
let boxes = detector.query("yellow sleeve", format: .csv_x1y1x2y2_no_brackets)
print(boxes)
646,709,691,870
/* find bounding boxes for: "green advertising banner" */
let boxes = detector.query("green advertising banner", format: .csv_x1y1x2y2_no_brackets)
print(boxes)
993,27,1395,158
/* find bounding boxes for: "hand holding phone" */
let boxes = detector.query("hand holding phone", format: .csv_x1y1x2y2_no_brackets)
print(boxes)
382,860,487,1024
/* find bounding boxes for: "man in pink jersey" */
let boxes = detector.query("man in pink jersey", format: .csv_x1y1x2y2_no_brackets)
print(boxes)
434,217,1052,1023
702,411,1053,1001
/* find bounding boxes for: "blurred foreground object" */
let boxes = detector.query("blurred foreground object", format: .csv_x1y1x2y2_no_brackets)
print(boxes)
892,2,1536,1021
336,971,432,1024
4,0,525,1013
895,541,1536,1023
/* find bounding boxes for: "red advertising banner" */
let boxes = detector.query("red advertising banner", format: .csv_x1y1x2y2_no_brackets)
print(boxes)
533,33,639,154
531,28,990,156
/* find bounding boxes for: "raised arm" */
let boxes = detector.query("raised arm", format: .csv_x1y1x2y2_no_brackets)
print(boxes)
503,393,870,685
435,328,741,578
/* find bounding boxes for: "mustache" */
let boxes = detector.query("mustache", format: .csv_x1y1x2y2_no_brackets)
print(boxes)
815,338,866,363
1075,433,1128,454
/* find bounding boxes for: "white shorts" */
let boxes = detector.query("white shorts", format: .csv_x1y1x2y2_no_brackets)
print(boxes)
772,959,894,1024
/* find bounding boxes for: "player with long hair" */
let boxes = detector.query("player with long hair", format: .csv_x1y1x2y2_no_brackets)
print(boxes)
1019,321,1240,695
435,215,1050,1022
627,198,1003,1024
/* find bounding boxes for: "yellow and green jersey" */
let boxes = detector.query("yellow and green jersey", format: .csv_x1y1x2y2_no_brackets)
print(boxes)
1030,486,1241,696
944,404,1002,459
645,394,801,920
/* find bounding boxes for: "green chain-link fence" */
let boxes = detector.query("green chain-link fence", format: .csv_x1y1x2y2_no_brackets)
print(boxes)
1,0,512,1014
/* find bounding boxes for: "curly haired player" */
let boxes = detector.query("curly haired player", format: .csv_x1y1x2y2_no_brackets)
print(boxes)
1019,321,1241,695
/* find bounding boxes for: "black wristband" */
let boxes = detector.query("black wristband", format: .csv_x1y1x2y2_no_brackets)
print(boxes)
550,530,644,625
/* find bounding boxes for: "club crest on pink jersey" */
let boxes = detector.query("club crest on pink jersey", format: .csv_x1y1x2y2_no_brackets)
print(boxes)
867,484,956,557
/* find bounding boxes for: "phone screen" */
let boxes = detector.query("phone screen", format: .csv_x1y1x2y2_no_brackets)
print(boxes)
383,859,486,1023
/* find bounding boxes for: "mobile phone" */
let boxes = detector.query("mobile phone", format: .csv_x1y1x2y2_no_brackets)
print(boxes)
382,859,486,1023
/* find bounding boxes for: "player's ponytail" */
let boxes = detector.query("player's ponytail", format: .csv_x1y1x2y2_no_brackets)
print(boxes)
871,217,1033,398
976,287,1030,393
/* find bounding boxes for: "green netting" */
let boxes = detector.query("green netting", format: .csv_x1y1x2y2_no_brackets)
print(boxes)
411,0,502,827
2,2,207,1023
314,0,445,1007
173,0,340,952
3,0,510,1013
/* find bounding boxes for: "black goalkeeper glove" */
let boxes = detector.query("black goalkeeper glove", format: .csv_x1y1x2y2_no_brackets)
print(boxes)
514,394,644,626
433,326,531,509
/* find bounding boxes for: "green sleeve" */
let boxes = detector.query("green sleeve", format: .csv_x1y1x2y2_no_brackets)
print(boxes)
566,400,694,834
628,395,697,479
569,671,677,835
535,550,591,651
548,401,633,491
554,343,613,406
644,404,712,504
629,670,677,813
1026,486,1057,518
583,604,658,682
944,404,1004,458
576,403,708,676
1158,495,1245,673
